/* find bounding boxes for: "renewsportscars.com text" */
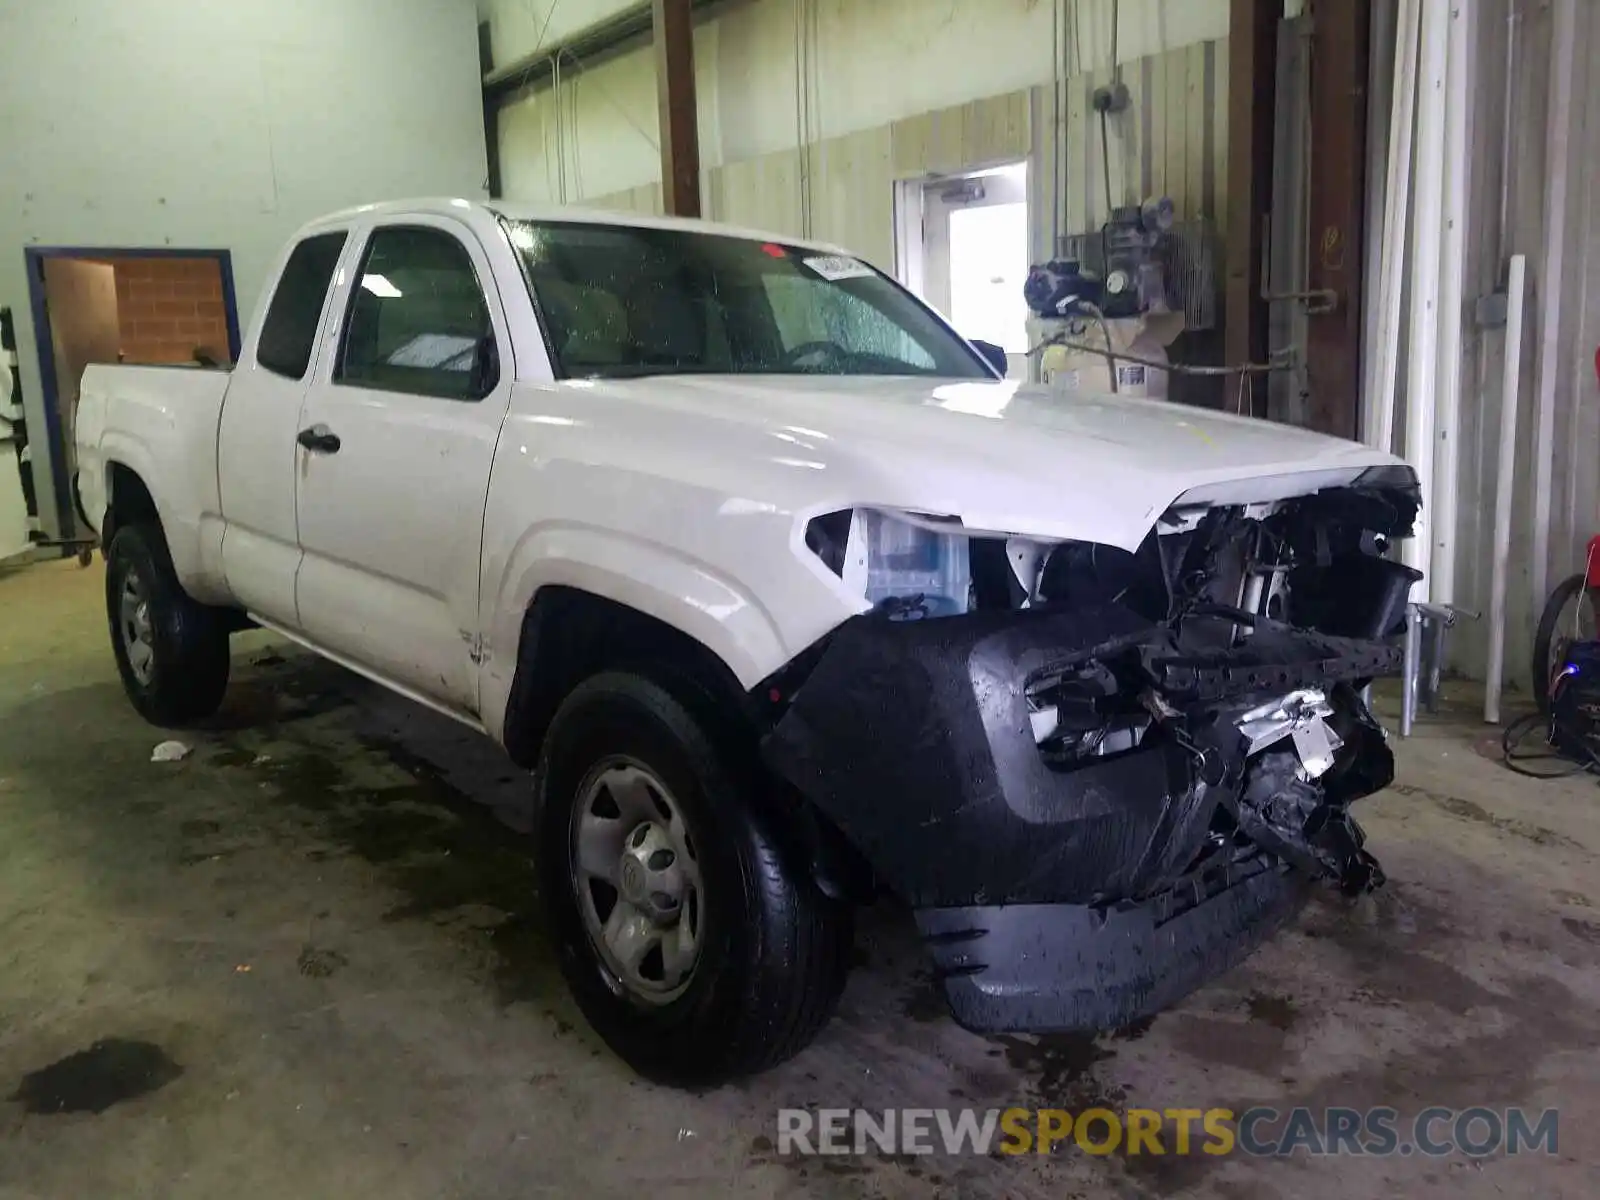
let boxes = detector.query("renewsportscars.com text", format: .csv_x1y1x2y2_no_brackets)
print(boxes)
776,1106,1559,1158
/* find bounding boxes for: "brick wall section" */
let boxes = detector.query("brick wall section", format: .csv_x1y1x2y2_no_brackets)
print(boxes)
104,257,233,365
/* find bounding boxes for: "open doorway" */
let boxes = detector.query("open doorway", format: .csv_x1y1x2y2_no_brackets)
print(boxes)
893,161,1030,377
24,247,239,538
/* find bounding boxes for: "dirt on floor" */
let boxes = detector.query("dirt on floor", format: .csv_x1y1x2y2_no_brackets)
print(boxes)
0,556,1595,1199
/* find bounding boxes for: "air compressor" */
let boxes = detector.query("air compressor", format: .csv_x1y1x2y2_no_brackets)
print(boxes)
1023,197,1190,399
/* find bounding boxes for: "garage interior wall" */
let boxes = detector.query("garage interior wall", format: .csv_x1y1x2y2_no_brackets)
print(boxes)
487,0,1232,275
0,0,489,540
1442,0,1600,685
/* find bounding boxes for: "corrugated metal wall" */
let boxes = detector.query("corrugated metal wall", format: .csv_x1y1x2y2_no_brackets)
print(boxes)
1444,0,1600,688
580,39,1229,281
1036,40,1230,253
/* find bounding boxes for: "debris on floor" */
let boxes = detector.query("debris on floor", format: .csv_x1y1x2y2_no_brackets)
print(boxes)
150,740,191,763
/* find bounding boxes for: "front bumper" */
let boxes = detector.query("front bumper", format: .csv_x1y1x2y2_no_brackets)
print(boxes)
919,853,1309,1033
761,605,1400,1032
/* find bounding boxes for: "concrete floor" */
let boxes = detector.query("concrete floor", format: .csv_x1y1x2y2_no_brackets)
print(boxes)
0,557,1595,1200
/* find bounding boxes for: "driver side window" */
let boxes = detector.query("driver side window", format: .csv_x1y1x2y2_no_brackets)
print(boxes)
760,276,936,370
338,225,497,401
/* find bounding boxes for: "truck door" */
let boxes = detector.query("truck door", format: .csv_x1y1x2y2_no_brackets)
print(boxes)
218,230,350,625
291,217,513,717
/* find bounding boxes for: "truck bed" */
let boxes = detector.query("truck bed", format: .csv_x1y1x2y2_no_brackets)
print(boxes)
75,362,232,580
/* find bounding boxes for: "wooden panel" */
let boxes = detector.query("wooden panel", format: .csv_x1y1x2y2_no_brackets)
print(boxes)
1186,42,1209,220
1029,84,1056,261
811,127,895,268
1213,39,1231,239
1143,53,1165,202
1166,48,1192,216
1087,67,1114,228
711,151,804,238
891,91,1030,178
1031,41,1230,242
1123,56,1150,204
1064,74,1089,236
584,183,664,214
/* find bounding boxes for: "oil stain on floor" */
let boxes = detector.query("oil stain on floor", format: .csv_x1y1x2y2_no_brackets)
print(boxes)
12,1040,183,1115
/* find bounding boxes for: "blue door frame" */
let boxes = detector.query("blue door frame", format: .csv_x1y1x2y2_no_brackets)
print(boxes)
23,245,241,538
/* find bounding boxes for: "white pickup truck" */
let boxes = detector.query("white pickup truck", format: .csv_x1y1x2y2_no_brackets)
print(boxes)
76,198,1421,1085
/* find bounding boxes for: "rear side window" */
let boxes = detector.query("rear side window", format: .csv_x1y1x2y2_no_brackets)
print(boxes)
256,232,347,379
336,226,497,401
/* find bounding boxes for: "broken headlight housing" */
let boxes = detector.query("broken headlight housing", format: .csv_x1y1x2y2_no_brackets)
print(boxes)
805,508,1059,618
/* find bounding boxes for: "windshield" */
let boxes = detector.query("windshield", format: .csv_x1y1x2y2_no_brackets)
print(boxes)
505,219,991,381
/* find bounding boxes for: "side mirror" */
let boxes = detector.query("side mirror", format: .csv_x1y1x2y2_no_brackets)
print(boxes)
970,339,1009,378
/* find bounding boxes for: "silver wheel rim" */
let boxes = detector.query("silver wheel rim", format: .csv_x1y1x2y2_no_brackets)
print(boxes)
570,759,703,1006
119,573,155,685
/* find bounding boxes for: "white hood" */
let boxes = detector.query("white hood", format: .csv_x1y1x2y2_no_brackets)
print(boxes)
566,375,1412,551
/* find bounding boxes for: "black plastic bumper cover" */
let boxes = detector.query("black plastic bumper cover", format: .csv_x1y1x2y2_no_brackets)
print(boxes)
920,855,1309,1033
760,605,1400,1033
762,605,1398,908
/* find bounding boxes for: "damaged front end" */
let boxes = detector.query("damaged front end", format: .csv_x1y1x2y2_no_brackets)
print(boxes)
760,467,1420,1034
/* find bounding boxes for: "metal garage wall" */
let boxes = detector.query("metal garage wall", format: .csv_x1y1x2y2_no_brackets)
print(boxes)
1446,0,1600,687
479,0,641,64
0,0,487,539
494,0,1230,275
496,21,721,204
1030,39,1229,262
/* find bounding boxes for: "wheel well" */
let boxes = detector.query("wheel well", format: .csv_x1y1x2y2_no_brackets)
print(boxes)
504,586,876,903
103,462,161,545
502,586,753,770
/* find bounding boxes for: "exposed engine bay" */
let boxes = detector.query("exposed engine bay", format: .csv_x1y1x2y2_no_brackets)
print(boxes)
761,467,1421,1033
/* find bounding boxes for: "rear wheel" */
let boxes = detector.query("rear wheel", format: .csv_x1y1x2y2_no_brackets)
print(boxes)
105,523,230,726
536,671,852,1086
1532,573,1593,717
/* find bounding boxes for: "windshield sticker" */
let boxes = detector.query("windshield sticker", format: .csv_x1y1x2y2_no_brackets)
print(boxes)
802,255,875,282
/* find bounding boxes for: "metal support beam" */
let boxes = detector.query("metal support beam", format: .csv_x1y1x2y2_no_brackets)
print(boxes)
1225,0,1279,373
478,21,502,199
1303,0,1372,438
653,0,701,218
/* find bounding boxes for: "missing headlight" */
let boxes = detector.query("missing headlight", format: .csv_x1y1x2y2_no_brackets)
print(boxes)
804,510,852,576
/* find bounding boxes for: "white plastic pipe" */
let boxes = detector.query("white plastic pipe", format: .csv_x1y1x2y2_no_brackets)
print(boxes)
1485,255,1528,724
1400,0,1452,598
1530,0,1578,614
1430,0,1473,606
1367,0,1421,453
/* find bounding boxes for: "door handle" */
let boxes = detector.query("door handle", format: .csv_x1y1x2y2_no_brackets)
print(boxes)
296,424,341,454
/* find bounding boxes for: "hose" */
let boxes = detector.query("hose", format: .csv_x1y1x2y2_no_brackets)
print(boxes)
1029,326,1291,379
1501,670,1600,779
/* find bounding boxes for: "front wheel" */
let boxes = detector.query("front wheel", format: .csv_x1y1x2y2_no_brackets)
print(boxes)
105,523,230,726
537,672,852,1086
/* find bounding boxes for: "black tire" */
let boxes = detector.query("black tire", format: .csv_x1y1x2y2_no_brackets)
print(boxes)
536,671,852,1086
105,523,231,726
1532,573,1588,717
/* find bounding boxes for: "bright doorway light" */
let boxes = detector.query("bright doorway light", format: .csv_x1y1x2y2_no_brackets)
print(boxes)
948,202,1029,354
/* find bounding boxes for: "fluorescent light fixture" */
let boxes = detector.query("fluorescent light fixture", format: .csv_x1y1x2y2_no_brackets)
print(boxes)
361,273,402,298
